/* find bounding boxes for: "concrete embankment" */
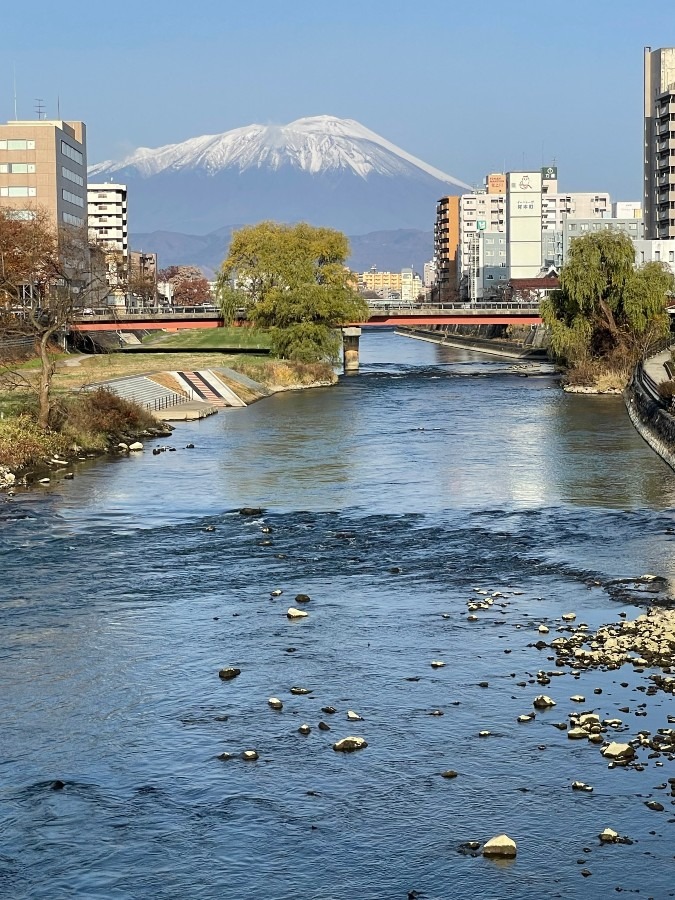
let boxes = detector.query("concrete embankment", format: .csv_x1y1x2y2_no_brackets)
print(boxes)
624,363,675,472
398,325,548,360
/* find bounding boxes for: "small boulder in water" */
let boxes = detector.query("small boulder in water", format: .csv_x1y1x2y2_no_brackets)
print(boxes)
298,724,311,735
287,607,308,619
239,507,263,516
482,834,517,858
295,593,311,603
218,667,241,681
268,697,283,710
346,710,363,721
242,750,259,761
333,736,368,753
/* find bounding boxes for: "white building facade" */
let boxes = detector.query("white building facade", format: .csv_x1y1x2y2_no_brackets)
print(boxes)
87,183,128,257
506,171,543,279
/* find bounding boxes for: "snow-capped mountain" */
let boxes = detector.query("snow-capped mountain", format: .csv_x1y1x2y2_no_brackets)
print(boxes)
89,116,470,234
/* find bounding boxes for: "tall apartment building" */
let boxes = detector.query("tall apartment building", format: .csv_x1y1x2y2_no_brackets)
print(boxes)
88,183,128,256
506,171,543,279
400,268,423,302
0,119,87,230
433,195,460,300
644,47,675,239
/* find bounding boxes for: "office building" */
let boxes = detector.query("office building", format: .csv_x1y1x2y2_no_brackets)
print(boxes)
562,217,644,261
88,183,128,256
644,47,675,239
0,119,87,231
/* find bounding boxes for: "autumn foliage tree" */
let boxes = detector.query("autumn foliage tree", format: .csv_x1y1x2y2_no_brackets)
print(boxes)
158,265,212,306
0,209,105,428
216,221,368,362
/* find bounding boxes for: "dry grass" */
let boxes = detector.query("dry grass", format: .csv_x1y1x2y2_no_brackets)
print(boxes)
228,358,336,388
564,358,631,391
0,416,69,469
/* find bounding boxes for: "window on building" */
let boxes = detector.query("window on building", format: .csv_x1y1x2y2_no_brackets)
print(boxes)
655,250,661,260
62,166,83,186
62,189,84,207
0,139,35,151
0,186,36,197
0,162,36,173
62,212,83,226
6,209,35,221
60,141,83,165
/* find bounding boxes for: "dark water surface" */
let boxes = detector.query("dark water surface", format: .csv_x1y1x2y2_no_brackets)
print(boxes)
2,331,675,899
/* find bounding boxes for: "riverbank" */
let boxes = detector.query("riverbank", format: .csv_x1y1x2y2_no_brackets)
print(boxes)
0,352,337,491
398,325,548,360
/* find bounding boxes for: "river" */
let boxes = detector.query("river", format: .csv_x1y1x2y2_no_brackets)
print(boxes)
1,330,675,899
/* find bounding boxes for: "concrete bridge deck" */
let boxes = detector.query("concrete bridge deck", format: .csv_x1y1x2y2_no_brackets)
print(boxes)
70,303,542,332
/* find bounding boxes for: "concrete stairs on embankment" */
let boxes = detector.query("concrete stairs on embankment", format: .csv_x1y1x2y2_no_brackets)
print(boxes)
171,371,247,407
93,375,189,411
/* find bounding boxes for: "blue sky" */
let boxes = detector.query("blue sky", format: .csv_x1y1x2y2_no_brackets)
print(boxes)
2,0,672,200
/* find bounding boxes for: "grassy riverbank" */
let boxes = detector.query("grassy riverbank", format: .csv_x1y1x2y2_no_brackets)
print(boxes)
0,388,170,483
0,346,336,484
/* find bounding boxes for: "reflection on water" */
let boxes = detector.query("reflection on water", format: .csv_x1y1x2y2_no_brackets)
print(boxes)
1,331,675,900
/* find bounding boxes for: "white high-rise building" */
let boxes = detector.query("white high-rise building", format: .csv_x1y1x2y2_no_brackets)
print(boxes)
401,268,422,302
87,183,128,256
644,47,675,239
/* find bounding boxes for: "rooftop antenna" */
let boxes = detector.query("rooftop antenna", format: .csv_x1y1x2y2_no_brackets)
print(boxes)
57,95,60,118
34,98,45,120
12,64,17,119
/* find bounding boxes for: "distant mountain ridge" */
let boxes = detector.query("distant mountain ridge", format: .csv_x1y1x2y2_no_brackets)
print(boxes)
131,227,434,279
90,115,468,234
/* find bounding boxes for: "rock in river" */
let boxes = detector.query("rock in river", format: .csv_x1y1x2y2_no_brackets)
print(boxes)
482,834,517,858
218,667,241,680
268,697,283,710
346,710,363,721
242,750,259,761
333,736,368,753
287,607,308,619
533,695,556,709
601,742,636,762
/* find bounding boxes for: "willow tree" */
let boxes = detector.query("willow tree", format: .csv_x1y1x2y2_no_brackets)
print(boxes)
216,221,368,362
541,230,673,366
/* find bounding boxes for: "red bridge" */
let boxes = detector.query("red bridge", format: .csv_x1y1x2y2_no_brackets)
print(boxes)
70,302,542,332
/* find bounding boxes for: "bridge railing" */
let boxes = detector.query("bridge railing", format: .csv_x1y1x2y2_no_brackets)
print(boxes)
70,301,542,323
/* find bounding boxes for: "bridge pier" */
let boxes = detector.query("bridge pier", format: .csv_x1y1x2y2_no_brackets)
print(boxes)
342,326,361,375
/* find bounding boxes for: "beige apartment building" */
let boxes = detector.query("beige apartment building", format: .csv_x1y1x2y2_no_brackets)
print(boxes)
0,119,87,231
358,268,402,296
644,47,675,239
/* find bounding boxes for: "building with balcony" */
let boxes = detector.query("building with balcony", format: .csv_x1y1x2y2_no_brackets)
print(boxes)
644,47,675,239
88,183,128,257
434,195,460,300
0,119,87,232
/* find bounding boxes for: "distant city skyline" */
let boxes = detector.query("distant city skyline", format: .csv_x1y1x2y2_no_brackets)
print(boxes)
2,0,673,203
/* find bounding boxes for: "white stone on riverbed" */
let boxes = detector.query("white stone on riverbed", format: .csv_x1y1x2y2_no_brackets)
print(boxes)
268,697,283,710
601,742,635,761
482,834,517,858
287,607,308,619
129,442,144,451
346,710,363,721
333,736,367,752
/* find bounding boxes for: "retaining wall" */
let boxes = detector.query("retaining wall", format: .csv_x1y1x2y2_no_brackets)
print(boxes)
624,367,675,472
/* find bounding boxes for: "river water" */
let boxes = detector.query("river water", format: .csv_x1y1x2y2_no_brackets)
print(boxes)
2,330,675,900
